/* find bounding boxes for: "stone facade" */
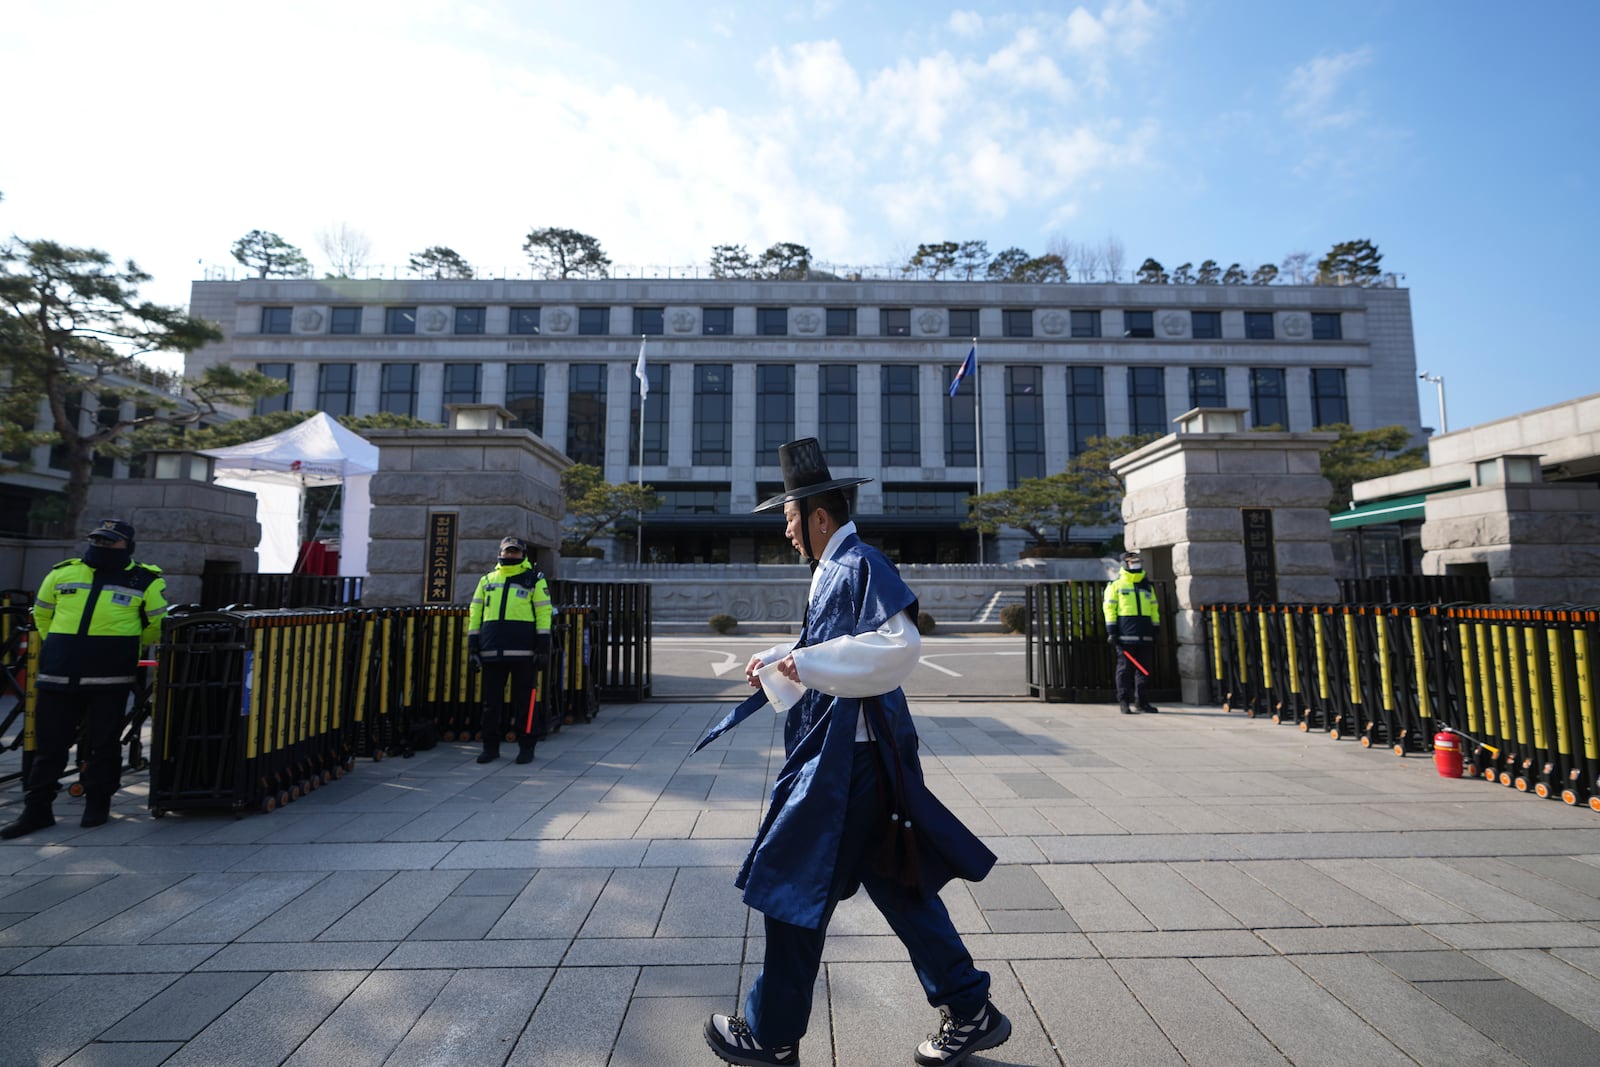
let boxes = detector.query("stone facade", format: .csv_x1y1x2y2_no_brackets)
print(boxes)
1421,479,1600,603
362,427,570,606
1115,421,1339,703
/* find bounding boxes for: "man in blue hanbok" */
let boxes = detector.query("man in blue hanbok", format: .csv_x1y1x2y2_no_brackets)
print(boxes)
700,439,1011,1067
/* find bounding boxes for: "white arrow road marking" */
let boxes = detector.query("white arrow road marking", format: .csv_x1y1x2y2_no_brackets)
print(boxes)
918,658,962,677
708,651,741,676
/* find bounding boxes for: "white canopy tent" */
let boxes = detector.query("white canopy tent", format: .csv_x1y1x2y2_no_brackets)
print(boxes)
201,412,380,576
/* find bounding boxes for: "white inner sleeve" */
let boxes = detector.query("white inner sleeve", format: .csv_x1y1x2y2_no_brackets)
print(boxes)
792,610,921,697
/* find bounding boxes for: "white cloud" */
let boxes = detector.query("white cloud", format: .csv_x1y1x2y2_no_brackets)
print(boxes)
1284,46,1375,127
948,10,984,37
760,40,863,117
985,27,1076,99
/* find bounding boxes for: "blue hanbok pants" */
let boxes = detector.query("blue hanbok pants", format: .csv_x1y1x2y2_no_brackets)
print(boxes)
744,743,990,1046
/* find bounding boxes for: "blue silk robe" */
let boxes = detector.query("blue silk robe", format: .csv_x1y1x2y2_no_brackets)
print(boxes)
733,533,997,929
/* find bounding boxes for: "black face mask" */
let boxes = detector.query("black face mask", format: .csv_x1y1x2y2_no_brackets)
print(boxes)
498,556,523,567
84,544,131,571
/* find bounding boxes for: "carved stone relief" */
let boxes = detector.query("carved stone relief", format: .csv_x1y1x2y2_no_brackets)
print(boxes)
794,310,821,334
917,310,944,334
295,309,324,333
1160,312,1187,337
1040,312,1066,336
546,309,573,334
421,309,449,333
670,310,697,333
1282,313,1309,338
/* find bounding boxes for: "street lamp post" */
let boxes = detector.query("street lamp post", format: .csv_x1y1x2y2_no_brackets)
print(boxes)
1419,371,1448,433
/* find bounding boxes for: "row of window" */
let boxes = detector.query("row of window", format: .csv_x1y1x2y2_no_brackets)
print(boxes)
259,305,1343,341
259,360,1349,478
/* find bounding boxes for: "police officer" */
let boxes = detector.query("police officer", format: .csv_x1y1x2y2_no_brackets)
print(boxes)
1,519,167,838
1103,550,1161,715
466,536,552,765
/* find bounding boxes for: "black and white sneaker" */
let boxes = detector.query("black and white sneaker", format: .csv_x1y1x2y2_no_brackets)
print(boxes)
704,1013,798,1066
914,1001,1011,1066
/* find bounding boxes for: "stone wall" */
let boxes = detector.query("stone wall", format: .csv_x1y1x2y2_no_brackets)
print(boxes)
1115,428,1339,703
362,427,570,605
1422,480,1600,603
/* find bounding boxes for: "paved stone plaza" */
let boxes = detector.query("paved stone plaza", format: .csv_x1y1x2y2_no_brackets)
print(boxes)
3,693,1600,1066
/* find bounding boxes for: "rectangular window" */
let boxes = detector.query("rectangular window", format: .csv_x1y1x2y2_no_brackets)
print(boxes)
510,307,541,335
818,364,857,464
1006,366,1045,486
566,363,607,466
380,363,417,417
943,364,976,466
757,307,788,335
1312,312,1342,340
261,307,292,334
633,307,665,335
756,365,795,467
1067,366,1105,456
255,362,293,415
880,308,911,337
316,363,356,416
1244,311,1275,340
1250,368,1289,430
1311,368,1349,427
881,365,920,466
693,364,733,465
1123,310,1154,339
654,486,730,514
505,363,544,435
826,307,856,336
329,306,362,335
454,306,486,334
630,363,668,465
1070,310,1101,339
1128,366,1167,435
578,306,610,335
702,306,732,335
948,308,979,338
442,363,481,407
386,307,417,334
881,486,973,516
1191,311,1222,339
1189,367,1227,409
1003,309,1033,338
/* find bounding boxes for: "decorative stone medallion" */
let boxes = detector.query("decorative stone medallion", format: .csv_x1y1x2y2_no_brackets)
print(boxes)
670,310,697,333
546,309,573,334
794,310,820,334
295,309,324,332
1160,312,1187,337
1040,312,1066,335
421,309,449,333
1282,313,1308,338
917,310,944,334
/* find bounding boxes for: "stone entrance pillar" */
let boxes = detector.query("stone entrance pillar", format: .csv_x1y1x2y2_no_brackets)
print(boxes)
1112,409,1339,704
361,408,570,606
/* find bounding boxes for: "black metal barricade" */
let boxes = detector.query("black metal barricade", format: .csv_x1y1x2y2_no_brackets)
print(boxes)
1026,580,1178,703
549,580,651,701
1338,574,1491,605
0,592,36,785
1201,602,1600,814
200,572,364,610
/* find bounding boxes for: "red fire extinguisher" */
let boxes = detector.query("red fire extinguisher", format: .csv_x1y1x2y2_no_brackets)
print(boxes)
1433,731,1463,779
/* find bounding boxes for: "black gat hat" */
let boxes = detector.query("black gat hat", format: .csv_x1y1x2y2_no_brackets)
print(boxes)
752,438,872,514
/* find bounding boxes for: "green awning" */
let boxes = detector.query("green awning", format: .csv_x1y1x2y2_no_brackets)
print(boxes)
1330,493,1428,529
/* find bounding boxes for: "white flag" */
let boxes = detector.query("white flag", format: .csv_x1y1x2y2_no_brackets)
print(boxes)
635,336,648,400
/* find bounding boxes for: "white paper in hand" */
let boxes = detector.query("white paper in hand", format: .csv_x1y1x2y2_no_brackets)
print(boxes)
757,661,807,714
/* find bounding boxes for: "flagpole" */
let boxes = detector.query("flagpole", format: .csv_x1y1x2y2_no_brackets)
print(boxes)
636,335,646,566
973,337,983,565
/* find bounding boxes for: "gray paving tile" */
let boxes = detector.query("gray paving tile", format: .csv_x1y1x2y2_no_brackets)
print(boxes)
384,967,553,1066
0,972,81,1026
656,866,747,937
1110,957,1289,1067
1089,929,1272,958
14,943,218,974
983,908,1081,933
455,868,536,896
505,969,634,1067
1291,953,1516,1067
1371,950,1502,982
1552,945,1600,979
380,938,568,969
1257,925,1449,955
0,873,108,911
1307,857,1480,924
0,944,44,974
490,868,611,939
1499,854,1600,896
5,972,178,1067
1235,858,1408,926
16,844,264,875
1443,855,1600,920
608,993,725,1067
71,871,255,945
1417,978,1600,1067
438,838,648,868
1421,921,1600,950
0,873,183,946
235,869,392,942
1171,860,1317,927
226,841,455,871
562,936,745,967
317,869,469,940
196,940,395,972
1032,863,1153,931
409,893,513,940
100,970,268,1041
1097,862,1243,930
59,1041,184,1067
827,960,947,1067
1470,948,1600,1031
161,969,366,1067
634,963,740,997
578,868,675,938
1374,857,1566,921
1194,955,1415,1067
1014,957,1185,1067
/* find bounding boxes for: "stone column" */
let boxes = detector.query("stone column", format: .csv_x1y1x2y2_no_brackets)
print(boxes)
1113,410,1339,703
89,469,260,606
360,427,570,605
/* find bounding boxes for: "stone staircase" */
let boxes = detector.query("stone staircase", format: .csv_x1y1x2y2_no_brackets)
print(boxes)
972,585,1028,623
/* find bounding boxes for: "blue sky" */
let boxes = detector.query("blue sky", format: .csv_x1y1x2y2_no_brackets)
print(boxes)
3,0,1595,431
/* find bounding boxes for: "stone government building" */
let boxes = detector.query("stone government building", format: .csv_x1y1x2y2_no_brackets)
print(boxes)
184,276,1423,564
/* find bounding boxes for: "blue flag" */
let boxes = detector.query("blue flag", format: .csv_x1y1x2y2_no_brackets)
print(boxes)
948,345,976,397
